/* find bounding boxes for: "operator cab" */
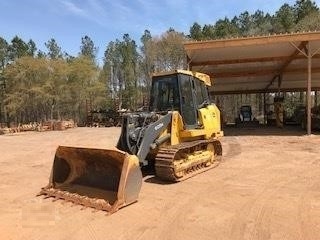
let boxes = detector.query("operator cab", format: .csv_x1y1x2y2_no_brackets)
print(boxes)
149,70,211,128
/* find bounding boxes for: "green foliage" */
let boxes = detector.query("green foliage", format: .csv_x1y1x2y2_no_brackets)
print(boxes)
4,57,51,120
45,38,62,59
293,11,320,31
0,37,8,69
273,4,296,33
139,29,154,93
103,34,139,110
8,36,29,61
188,0,320,40
214,17,239,38
248,11,273,36
155,30,186,71
27,40,37,57
294,0,319,22
2,52,106,124
202,24,215,40
189,22,204,40
80,35,98,61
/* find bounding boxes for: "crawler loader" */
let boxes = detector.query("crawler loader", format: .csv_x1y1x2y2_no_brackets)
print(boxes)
40,70,223,213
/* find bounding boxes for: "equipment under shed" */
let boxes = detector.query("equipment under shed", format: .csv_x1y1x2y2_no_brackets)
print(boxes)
184,31,320,134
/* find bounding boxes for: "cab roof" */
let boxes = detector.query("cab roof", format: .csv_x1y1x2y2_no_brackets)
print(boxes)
152,69,211,86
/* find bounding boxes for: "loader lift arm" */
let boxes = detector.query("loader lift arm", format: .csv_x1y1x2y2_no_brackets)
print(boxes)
117,112,172,166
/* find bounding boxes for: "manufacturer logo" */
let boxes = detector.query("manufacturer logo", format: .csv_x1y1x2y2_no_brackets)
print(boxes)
154,123,164,130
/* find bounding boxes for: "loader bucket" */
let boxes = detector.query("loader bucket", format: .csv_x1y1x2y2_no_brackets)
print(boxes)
40,146,142,213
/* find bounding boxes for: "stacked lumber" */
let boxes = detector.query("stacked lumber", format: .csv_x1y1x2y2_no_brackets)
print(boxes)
0,119,76,134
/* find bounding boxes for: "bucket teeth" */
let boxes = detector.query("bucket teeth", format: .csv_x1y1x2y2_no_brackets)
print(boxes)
40,188,113,212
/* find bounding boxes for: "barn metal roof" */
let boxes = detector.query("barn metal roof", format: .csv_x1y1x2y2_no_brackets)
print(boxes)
184,31,320,95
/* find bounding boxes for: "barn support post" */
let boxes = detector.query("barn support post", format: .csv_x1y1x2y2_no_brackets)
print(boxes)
307,41,312,135
290,40,313,135
263,93,266,125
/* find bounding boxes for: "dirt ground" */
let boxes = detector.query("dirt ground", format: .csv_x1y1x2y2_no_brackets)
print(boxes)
1,126,320,240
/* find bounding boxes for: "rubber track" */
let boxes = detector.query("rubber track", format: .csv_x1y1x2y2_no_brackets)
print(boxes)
155,139,222,182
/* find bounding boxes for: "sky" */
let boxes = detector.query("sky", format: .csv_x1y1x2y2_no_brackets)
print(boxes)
1,0,318,62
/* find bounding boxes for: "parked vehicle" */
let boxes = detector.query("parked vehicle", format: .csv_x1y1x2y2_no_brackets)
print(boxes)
287,105,320,130
235,105,259,127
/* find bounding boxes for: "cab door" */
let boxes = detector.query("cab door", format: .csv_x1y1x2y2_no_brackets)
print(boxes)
179,74,198,128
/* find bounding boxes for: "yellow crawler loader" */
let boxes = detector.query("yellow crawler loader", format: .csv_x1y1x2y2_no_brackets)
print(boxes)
40,70,223,213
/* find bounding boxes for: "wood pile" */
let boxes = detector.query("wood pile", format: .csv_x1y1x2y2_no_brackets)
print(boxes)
0,120,76,134
41,120,76,131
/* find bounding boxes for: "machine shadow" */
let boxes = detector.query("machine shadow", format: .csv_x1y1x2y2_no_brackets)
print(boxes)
223,125,320,136
141,166,175,185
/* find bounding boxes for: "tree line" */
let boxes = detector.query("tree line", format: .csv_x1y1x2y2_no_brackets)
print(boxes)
189,0,320,40
0,0,319,126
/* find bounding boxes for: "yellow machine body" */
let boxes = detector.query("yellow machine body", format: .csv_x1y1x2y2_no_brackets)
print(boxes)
168,105,223,145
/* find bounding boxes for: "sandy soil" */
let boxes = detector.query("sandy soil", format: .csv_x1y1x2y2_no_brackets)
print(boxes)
0,127,320,240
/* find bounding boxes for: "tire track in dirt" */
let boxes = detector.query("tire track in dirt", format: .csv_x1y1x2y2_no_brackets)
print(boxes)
250,198,274,240
298,178,320,240
230,177,294,240
299,192,312,240
133,180,226,240
229,178,282,240
223,137,242,159
230,168,320,240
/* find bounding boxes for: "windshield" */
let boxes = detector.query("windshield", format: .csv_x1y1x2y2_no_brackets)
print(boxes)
149,75,180,112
